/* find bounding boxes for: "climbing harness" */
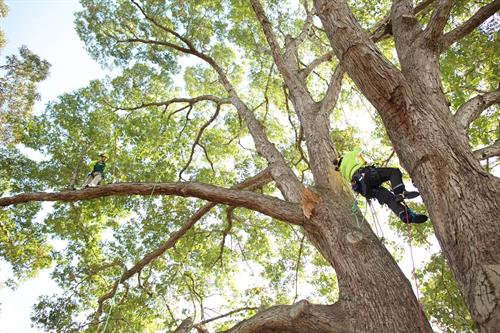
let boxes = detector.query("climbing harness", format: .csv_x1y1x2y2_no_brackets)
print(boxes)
403,205,426,333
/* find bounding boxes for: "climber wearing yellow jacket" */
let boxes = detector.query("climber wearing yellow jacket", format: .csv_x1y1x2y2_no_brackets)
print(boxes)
334,147,428,224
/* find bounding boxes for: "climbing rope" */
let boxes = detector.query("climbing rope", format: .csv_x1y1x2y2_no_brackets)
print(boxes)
404,205,426,333
352,196,386,243
351,195,368,228
367,199,384,241
100,281,120,333
145,183,157,214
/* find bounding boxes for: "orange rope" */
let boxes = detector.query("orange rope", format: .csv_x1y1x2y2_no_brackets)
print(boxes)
404,206,426,333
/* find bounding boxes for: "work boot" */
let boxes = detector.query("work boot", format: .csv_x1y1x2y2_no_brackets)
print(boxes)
395,190,420,202
399,209,428,224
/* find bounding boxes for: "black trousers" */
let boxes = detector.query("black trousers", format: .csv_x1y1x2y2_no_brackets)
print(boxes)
358,167,406,216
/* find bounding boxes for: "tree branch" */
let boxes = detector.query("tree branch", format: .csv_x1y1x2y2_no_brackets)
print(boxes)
213,206,234,267
125,1,304,202
474,139,500,160
113,95,231,113
118,37,192,54
319,63,345,117
441,0,500,51
173,317,194,333
196,307,259,327
286,5,314,55
179,104,221,179
454,89,500,130
424,0,455,43
0,181,304,224
371,0,434,42
220,301,348,333
88,169,275,324
390,0,426,51
129,0,196,50
299,51,334,80
293,233,306,303
250,0,311,100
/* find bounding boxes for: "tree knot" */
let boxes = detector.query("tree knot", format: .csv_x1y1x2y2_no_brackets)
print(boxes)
301,187,322,219
289,299,310,320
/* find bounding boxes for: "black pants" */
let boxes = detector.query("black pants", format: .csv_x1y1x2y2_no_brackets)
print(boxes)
358,167,406,216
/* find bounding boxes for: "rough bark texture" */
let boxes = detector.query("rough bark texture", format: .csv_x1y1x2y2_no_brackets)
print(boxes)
221,301,350,333
315,0,500,331
4,1,499,332
0,182,304,225
250,1,433,331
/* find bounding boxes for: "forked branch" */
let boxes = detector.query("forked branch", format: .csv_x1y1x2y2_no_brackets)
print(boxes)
125,0,304,202
112,95,231,113
87,169,275,326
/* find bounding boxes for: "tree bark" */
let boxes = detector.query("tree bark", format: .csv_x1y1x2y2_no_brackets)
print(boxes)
249,2,433,331
315,0,500,331
0,182,304,225
221,301,349,333
8,2,500,331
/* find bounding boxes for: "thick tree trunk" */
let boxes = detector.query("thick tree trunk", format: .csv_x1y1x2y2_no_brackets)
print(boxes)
315,0,500,331
287,89,431,332
303,190,433,332
248,2,433,329
278,71,432,331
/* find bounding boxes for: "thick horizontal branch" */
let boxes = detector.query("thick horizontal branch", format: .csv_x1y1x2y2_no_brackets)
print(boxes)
441,0,500,51
454,89,500,130
220,300,347,333
474,140,500,160
0,181,304,225
92,169,273,325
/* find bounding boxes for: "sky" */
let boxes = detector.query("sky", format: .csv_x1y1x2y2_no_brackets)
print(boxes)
0,1,443,332
0,1,112,332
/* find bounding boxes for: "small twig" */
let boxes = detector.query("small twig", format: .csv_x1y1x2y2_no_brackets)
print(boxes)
213,206,235,268
195,306,259,326
179,104,221,180
382,150,396,167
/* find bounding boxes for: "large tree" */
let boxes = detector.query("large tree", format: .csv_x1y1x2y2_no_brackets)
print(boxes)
314,0,500,331
0,0,498,332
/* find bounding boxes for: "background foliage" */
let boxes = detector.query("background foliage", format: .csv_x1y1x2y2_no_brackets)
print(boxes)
1,0,497,331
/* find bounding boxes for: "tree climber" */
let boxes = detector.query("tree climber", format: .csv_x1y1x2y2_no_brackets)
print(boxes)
334,148,428,224
81,153,108,188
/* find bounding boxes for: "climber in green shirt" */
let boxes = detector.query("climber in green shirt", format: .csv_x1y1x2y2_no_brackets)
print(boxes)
334,147,428,224
82,153,108,188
